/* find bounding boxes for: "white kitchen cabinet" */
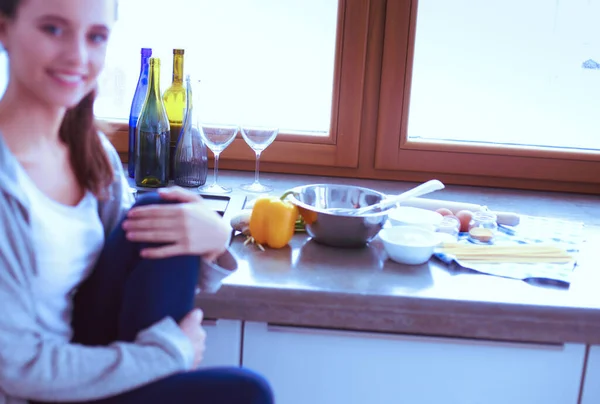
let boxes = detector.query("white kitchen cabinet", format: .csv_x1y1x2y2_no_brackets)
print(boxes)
581,345,600,404
242,322,585,404
198,319,242,368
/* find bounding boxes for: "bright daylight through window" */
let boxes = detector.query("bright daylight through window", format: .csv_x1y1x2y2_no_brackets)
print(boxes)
408,0,599,151
93,0,339,136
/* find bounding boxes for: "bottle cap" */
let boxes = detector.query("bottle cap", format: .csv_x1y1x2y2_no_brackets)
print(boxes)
149,57,160,66
141,48,152,57
173,49,184,55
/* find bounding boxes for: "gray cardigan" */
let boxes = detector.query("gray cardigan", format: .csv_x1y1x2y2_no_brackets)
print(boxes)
0,133,236,403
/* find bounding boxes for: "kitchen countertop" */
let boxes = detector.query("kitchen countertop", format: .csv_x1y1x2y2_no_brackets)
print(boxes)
139,169,600,345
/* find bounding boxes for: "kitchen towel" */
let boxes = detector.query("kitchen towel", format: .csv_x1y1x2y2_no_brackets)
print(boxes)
434,215,585,286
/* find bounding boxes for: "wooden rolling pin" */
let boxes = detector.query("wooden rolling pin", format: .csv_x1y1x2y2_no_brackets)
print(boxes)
399,197,521,226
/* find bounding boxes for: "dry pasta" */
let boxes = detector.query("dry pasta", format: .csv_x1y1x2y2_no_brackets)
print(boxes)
436,243,574,264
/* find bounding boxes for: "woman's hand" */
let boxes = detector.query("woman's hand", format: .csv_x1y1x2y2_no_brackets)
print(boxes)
122,187,231,261
178,309,206,369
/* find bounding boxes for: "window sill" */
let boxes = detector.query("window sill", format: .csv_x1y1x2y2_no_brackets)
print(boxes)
110,131,600,195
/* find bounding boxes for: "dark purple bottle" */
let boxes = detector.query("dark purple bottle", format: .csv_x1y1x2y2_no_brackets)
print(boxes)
128,48,152,178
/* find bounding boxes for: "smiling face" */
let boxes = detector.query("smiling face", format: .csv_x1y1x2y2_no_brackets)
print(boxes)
0,0,115,109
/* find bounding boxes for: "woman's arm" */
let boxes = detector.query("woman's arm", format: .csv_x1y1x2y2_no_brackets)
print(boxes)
101,134,238,293
0,195,195,402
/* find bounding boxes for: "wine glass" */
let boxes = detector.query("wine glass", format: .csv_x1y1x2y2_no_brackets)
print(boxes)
240,126,279,193
198,124,239,194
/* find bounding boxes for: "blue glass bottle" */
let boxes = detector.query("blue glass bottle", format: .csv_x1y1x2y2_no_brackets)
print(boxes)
128,48,152,178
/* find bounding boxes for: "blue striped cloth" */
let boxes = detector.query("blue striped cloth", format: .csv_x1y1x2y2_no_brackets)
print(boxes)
434,215,585,286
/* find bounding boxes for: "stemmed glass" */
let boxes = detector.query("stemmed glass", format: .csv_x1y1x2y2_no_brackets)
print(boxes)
198,124,239,194
240,126,279,193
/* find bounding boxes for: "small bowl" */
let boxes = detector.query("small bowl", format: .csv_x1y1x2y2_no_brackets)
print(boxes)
388,206,443,231
379,226,440,265
286,183,389,248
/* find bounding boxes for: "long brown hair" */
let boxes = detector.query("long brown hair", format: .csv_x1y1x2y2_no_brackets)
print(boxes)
0,0,114,197
60,90,114,197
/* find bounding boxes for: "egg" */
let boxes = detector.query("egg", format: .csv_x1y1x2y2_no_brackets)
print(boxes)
435,208,453,217
455,210,473,232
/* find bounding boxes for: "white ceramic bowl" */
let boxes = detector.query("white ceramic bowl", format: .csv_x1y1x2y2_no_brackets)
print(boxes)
387,206,443,231
379,226,440,265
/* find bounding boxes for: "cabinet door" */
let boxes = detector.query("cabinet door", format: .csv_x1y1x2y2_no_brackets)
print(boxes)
582,345,600,404
199,319,242,368
242,322,584,404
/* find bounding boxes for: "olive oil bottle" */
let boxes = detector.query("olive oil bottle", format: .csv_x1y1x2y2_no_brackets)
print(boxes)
135,57,170,187
162,49,186,180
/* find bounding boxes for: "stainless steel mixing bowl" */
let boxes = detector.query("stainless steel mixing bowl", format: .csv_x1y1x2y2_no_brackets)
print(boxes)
286,183,389,248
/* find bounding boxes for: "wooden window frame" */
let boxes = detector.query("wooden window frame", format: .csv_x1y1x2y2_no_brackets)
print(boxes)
104,0,369,169
104,0,600,195
373,0,600,194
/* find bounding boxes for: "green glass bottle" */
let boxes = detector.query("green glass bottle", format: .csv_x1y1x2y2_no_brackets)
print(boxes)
162,49,186,180
135,57,170,188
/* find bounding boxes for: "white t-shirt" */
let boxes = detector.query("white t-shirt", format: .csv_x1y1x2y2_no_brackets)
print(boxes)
15,165,105,341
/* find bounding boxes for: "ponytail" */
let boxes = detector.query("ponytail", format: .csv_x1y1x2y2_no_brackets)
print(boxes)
59,90,114,197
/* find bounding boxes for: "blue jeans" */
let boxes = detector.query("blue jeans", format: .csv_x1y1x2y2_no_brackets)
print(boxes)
55,193,273,404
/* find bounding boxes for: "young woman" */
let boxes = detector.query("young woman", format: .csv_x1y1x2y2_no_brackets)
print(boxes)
0,0,274,403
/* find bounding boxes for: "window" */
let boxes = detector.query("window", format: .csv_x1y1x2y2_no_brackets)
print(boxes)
10,0,589,193
95,0,338,135
407,0,599,151
99,0,371,169
375,0,600,193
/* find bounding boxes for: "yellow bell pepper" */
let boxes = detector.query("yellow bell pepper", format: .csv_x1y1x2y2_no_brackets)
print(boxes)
249,196,299,249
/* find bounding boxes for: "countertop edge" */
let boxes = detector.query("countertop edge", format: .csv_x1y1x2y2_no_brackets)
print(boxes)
196,286,600,345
